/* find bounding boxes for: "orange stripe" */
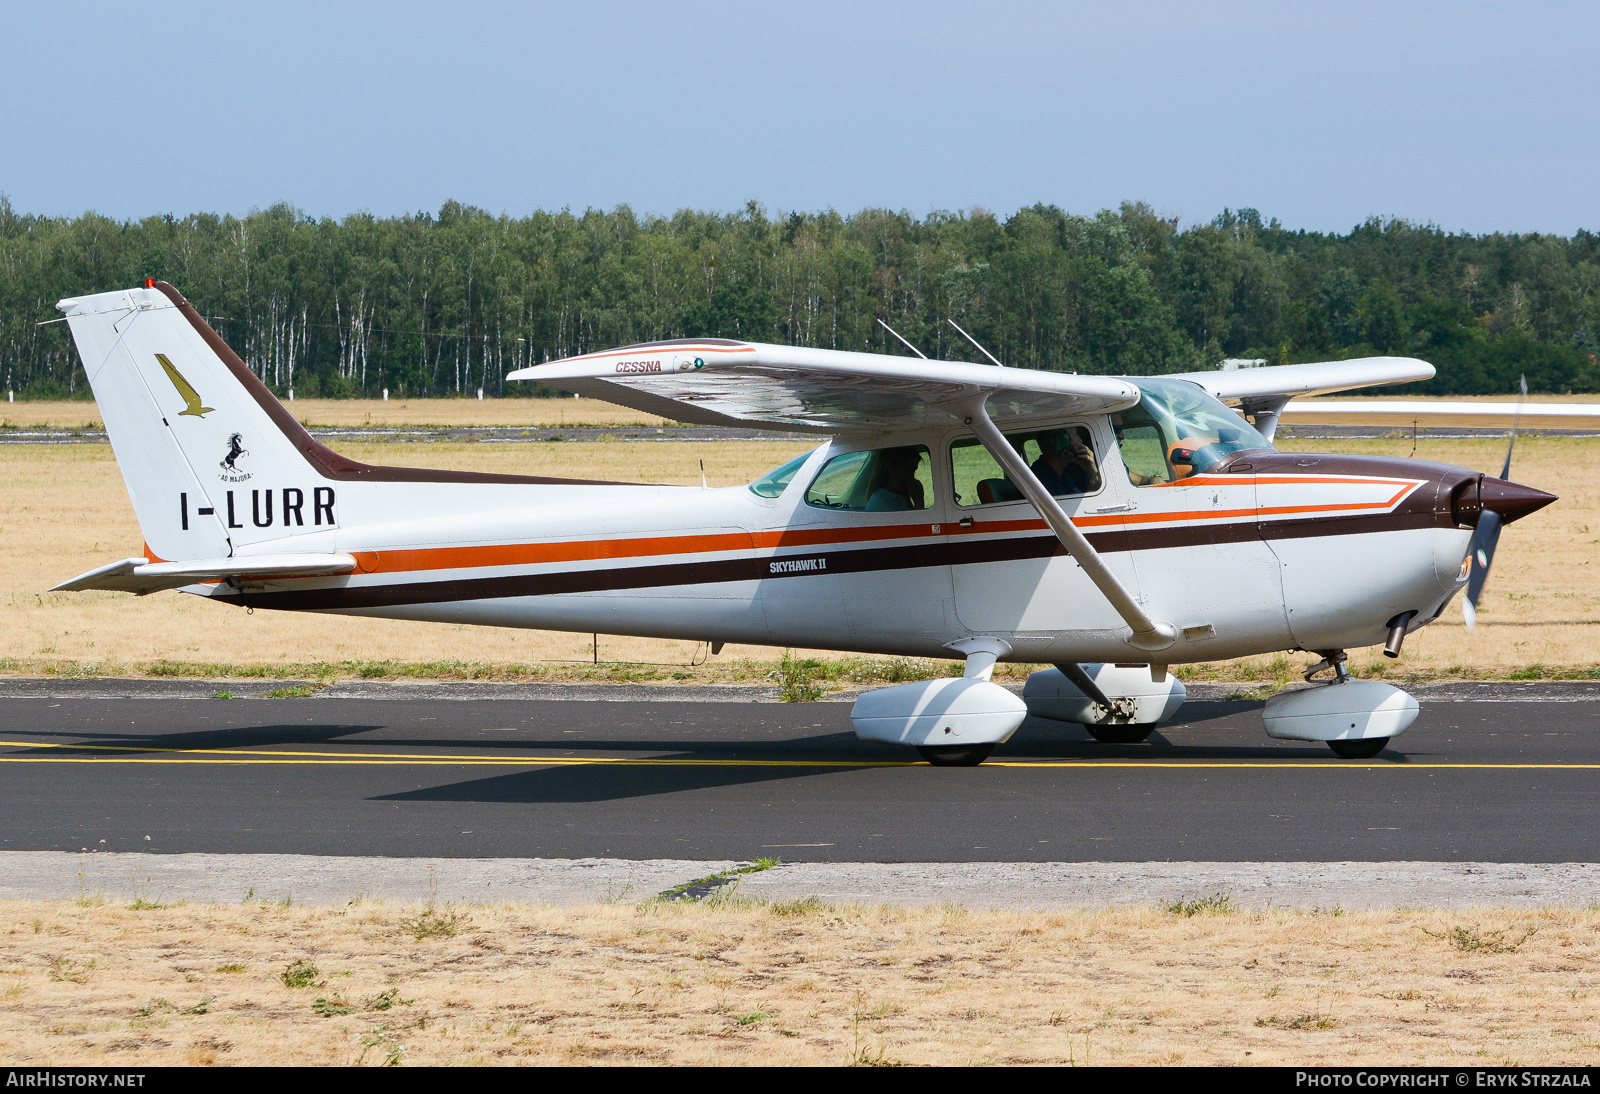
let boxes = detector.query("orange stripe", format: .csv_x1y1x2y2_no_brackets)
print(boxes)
355,487,1421,577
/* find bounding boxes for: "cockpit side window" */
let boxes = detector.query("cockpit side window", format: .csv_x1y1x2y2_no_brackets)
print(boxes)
804,445,934,512
1114,377,1274,486
950,426,1101,508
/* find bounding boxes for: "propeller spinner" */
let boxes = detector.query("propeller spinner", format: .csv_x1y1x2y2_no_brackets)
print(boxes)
1461,376,1557,627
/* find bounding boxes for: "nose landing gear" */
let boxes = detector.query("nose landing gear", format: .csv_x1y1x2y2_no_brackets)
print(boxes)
1268,648,1418,759
1327,737,1390,759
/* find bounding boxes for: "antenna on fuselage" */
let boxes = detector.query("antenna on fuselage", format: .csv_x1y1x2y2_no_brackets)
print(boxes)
876,318,927,359
947,318,1004,368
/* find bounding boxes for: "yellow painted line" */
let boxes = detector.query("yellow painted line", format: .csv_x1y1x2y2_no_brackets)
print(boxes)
0,741,1595,770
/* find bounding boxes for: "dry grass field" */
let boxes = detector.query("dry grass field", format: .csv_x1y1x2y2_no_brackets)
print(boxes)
1,897,1595,1066
7,393,1598,432
0,397,663,431
0,428,1594,683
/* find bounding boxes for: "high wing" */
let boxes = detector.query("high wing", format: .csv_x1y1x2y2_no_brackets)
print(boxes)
52,553,357,596
506,339,1140,432
1167,356,1437,439
1175,356,1437,402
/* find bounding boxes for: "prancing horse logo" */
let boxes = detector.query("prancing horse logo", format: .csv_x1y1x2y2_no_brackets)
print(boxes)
219,433,251,482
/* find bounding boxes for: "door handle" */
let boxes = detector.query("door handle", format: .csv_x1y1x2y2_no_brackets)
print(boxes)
958,517,975,528
1093,502,1135,513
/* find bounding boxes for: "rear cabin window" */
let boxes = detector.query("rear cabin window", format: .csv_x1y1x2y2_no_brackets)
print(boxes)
950,426,1101,508
804,445,934,512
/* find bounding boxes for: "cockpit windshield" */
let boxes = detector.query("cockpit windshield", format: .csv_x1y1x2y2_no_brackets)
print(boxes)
1113,377,1274,486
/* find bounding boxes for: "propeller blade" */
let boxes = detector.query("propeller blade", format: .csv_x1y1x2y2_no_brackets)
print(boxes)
1463,374,1527,629
1500,373,1527,480
1463,509,1503,629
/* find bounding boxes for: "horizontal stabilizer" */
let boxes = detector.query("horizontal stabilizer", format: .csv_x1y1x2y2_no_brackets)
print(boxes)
53,553,357,596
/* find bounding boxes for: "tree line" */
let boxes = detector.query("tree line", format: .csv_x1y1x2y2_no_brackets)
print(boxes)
2,196,1597,399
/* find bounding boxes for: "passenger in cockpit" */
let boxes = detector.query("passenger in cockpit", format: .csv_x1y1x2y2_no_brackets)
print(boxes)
1031,428,1100,496
1166,429,1240,479
864,446,925,511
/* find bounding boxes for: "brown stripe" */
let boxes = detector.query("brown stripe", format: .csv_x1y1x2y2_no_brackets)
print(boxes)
149,281,644,487
229,505,1451,613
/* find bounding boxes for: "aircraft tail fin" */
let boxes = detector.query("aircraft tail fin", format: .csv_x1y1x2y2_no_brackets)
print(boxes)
57,280,648,577
56,281,355,561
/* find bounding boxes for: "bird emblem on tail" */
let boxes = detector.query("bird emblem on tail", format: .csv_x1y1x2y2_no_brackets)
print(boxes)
154,353,214,417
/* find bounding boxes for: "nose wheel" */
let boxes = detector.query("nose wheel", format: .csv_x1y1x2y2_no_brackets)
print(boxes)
1326,737,1390,759
917,745,995,767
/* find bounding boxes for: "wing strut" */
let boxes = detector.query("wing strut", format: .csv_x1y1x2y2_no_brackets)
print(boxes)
964,396,1177,653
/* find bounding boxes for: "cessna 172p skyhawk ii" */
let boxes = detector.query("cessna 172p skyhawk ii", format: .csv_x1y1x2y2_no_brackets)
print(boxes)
52,281,1555,764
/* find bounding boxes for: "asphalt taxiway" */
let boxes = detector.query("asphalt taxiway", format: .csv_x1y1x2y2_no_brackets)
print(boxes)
1,682,1596,864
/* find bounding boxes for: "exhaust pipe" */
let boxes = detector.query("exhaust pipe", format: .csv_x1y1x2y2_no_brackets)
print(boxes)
1384,611,1418,658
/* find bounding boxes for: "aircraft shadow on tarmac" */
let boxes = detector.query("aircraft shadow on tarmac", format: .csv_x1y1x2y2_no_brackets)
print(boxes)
3,724,389,752
371,757,868,804
370,735,1367,808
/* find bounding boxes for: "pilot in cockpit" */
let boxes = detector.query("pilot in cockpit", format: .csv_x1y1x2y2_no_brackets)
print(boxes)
864,446,926,511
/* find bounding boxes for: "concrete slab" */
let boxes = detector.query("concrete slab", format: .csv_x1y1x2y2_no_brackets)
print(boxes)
4,853,1597,911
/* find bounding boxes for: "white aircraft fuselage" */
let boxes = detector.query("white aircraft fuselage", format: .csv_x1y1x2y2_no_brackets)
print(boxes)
52,281,1557,762
190,431,1518,668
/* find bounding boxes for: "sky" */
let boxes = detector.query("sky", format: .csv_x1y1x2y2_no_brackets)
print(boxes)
1,0,1595,235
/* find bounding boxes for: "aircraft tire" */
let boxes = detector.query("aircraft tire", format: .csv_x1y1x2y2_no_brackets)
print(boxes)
1085,724,1156,744
1327,737,1390,759
917,745,995,767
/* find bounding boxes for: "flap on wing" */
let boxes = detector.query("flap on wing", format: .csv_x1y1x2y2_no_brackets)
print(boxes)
507,340,1140,432
53,553,357,596
1175,357,1436,404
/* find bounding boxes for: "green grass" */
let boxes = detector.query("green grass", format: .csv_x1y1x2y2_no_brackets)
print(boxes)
262,685,316,698
397,908,469,940
1161,893,1236,917
656,858,780,903
1422,923,1537,954
363,987,413,1011
769,896,826,916
776,649,824,702
280,959,323,989
312,994,355,1017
